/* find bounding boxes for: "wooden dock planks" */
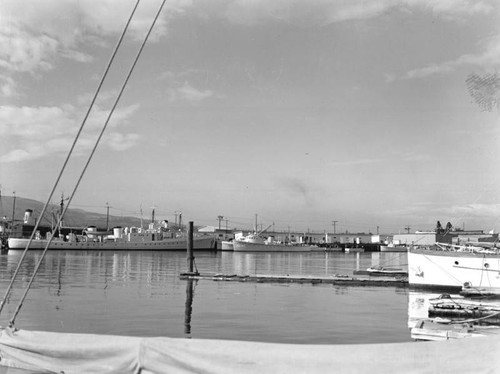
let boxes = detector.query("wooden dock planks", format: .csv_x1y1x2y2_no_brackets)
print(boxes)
180,273,408,288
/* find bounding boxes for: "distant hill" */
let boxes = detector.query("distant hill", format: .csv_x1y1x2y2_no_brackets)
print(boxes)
0,195,142,229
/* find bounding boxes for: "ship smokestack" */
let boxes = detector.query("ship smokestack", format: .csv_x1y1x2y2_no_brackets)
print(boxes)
24,209,34,225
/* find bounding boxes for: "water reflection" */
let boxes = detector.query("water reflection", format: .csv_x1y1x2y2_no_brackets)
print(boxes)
222,251,408,277
371,252,408,270
2,250,409,286
0,250,412,344
184,279,195,335
407,291,443,329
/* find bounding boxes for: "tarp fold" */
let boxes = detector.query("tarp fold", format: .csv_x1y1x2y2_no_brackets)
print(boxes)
0,327,499,373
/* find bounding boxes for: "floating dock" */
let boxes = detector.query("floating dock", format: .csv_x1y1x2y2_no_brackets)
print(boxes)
180,272,408,288
410,319,500,341
428,298,500,323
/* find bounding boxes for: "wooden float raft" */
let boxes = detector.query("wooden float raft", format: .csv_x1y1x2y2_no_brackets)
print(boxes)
428,299,500,323
353,269,408,277
180,272,408,288
410,319,500,341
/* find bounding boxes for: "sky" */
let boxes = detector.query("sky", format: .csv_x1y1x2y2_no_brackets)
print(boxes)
1,0,500,235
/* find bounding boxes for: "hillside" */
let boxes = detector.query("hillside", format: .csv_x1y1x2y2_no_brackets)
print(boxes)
0,195,142,229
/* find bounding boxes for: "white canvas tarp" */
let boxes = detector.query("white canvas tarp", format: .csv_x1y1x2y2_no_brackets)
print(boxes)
0,327,499,373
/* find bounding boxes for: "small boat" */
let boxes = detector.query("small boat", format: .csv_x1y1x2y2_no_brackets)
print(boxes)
410,318,490,341
365,266,408,277
232,217,314,252
8,224,215,251
221,240,234,251
232,234,314,252
380,242,408,252
408,243,500,293
428,293,500,322
345,246,364,253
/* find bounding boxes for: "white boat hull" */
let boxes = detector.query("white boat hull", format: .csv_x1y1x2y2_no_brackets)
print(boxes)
345,247,364,253
220,241,234,251
232,240,313,252
408,247,500,291
8,236,215,251
380,245,407,253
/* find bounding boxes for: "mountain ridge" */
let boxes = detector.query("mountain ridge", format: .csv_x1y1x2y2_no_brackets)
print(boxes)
0,195,143,229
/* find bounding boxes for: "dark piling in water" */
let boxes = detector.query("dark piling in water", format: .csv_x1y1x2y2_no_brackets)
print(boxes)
185,221,198,276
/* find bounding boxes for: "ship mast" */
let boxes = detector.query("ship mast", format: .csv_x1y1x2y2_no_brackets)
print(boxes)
106,202,110,231
11,191,16,231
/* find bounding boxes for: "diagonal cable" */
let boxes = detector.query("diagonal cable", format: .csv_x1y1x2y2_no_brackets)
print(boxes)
9,0,167,327
0,0,141,317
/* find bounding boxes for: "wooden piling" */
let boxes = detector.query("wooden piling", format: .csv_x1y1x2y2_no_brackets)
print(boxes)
186,221,197,275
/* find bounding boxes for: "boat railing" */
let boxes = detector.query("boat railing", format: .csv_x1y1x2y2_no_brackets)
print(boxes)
434,242,499,254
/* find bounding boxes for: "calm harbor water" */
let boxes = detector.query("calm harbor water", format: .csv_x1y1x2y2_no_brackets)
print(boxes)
0,250,421,345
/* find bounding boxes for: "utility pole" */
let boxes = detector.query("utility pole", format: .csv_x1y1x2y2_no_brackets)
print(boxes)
60,193,64,217
405,225,411,234
106,202,110,231
332,220,337,235
377,226,379,235
217,215,223,230
11,191,16,230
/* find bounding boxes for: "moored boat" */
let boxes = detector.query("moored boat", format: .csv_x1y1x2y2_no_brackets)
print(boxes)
232,233,313,252
407,243,500,293
366,266,408,277
8,224,215,251
410,319,491,341
380,242,408,252
221,240,234,251
345,246,364,253
428,293,500,322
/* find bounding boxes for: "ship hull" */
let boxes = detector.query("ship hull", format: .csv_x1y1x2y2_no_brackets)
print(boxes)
232,240,313,252
8,236,215,251
408,247,500,292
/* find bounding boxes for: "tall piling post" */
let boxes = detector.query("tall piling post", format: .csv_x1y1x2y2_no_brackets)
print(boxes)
183,221,197,335
187,221,196,274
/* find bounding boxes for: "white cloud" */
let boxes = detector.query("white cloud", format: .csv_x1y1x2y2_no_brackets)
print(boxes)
0,149,31,163
105,132,141,151
1,0,495,92
168,81,215,102
404,35,500,79
212,0,496,26
405,0,495,20
0,103,140,163
0,0,191,94
59,50,94,64
0,75,19,97
0,21,58,73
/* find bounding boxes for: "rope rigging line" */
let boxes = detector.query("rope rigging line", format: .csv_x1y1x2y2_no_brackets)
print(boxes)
376,252,407,268
9,0,167,328
446,310,500,325
0,0,142,319
9,0,168,327
421,253,465,286
193,257,199,274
